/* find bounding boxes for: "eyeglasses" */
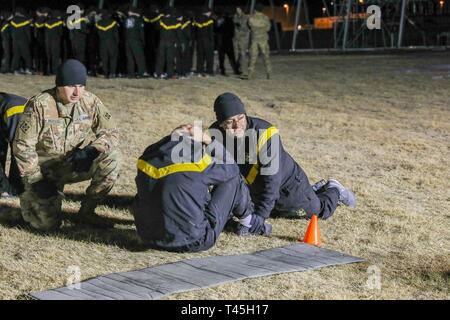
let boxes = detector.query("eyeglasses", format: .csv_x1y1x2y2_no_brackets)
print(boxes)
221,114,246,128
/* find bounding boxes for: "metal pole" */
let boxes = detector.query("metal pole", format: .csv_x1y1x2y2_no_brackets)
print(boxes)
250,0,256,14
291,0,303,51
398,0,407,48
98,0,104,9
342,0,352,50
269,0,281,52
209,0,214,10
131,0,138,7
321,0,331,17
303,0,314,49
169,0,175,7
333,0,338,48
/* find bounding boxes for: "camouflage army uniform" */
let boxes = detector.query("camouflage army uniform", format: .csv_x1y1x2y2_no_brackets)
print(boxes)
233,11,249,76
247,11,271,79
13,88,120,230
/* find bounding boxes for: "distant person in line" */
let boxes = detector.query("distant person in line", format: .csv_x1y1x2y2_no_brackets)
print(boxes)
208,92,356,235
233,7,249,77
13,59,121,230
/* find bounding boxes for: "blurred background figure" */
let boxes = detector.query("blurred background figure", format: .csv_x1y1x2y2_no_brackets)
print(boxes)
10,7,32,75
68,3,89,66
194,6,214,77
45,9,64,75
144,4,162,76
33,7,49,75
96,9,119,79
216,8,239,76
0,10,13,73
124,6,147,78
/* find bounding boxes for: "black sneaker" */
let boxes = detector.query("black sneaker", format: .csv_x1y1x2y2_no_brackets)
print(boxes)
234,222,272,237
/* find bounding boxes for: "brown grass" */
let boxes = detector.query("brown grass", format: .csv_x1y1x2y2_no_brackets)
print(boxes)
0,51,449,300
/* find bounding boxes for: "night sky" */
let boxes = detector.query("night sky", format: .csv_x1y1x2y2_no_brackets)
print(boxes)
3,0,325,19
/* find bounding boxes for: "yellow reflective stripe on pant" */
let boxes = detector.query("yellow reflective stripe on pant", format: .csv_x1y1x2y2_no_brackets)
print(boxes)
137,154,212,179
245,126,279,185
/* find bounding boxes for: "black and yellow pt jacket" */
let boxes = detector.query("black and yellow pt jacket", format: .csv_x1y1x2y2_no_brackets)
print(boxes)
133,135,245,248
10,16,32,42
210,116,301,219
193,14,214,41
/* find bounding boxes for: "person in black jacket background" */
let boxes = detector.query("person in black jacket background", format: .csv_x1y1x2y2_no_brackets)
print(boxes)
45,10,64,75
68,3,89,66
154,6,181,79
215,9,239,76
0,10,13,73
10,7,32,75
194,6,214,76
33,7,49,75
96,9,119,78
123,6,147,78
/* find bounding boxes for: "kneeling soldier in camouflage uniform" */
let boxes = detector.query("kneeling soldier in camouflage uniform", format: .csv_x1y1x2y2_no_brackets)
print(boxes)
13,59,121,230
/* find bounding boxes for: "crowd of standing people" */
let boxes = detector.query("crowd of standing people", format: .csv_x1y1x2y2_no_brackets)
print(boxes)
0,3,272,80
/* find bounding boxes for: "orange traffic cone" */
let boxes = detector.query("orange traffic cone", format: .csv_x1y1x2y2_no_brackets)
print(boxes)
302,214,321,246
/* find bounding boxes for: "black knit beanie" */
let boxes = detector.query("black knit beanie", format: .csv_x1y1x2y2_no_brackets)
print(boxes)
214,92,246,123
55,59,87,87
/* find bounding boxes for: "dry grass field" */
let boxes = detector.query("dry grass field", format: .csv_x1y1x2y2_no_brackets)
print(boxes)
0,51,449,300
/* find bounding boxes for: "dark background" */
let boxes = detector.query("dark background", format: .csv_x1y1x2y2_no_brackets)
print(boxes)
2,0,324,19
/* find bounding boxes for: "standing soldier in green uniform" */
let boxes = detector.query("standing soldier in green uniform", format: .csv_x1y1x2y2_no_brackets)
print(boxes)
68,4,89,66
155,6,181,79
233,7,249,77
33,8,49,75
96,9,119,79
247,3,271,80
45,10,64,75
124,6,147,78
10,7,33,75
194,6,215,76
0,11,13,73
13,59,121,231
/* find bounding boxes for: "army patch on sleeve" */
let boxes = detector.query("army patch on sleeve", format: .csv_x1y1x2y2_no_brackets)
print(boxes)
20,121,31,133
